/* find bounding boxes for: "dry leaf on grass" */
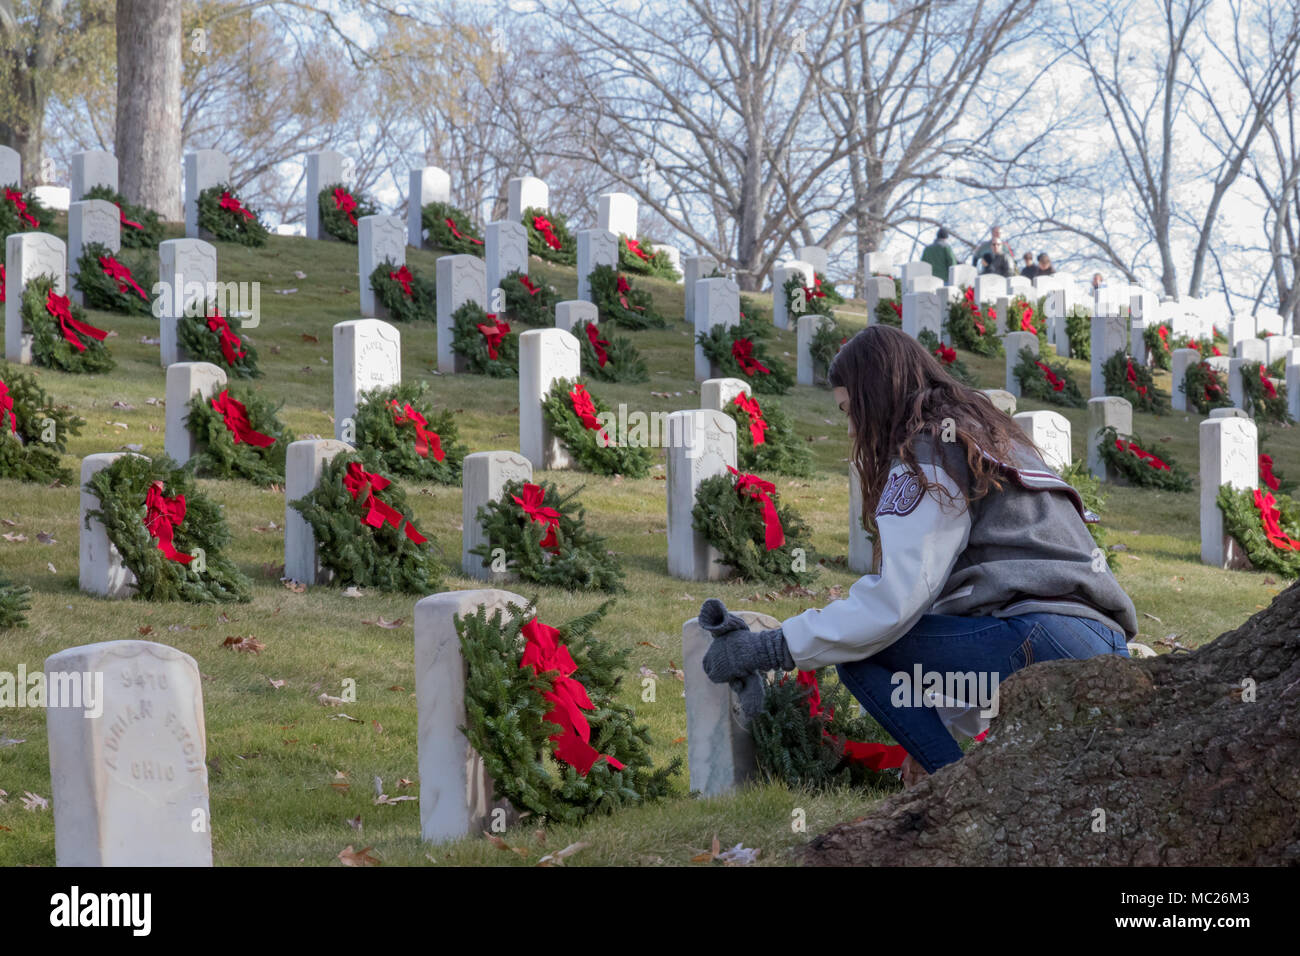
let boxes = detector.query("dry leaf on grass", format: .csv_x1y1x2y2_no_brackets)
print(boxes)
318,693,346,707
21,791,49,812
35,532,55,544
222,635,265,654
267,678,286,689
484,833,529,857
363,616,405,629
338,845,380,867
330,713,361,722
2,533,27,543
373,793,416,806
537,842,590,867
637,640,662,649
301,333,319,343
691,834,722,863
346,815,362,831
342,586,364,598
665,661,685,681
281,578,307,593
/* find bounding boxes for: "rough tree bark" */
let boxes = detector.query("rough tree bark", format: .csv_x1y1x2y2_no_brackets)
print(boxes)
800,581,1300,866
115,0,182,219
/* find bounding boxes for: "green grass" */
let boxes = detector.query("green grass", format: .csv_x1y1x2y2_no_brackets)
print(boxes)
0,223,1292,866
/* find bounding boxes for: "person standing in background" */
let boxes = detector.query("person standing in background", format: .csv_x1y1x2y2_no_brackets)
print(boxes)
1036,253,1055,277
980,237,1013,278
1020,252,1038,279
970,225,1015,268
921,227,958,283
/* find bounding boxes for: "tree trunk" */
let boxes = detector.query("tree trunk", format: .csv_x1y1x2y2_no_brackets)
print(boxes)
800,581,1300,866
115,0,182,219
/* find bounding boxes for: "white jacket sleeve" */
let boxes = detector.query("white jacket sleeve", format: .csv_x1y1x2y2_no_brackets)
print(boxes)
781,459,971,669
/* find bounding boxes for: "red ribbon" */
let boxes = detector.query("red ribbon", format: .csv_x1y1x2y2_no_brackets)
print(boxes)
1115,437,1170,471
728,465,784,550
389,265,414,298
444,217,483,245
583,321,609,368
518,274,541,297
144,480,193,564
45,289,108,352
342,461,427,543
1,263,5,304
568,383,609,445
112,202,142,230
793,671,907,770
219,191,254,221
934,343,956,365
1254,489,1300,551
1125,358,1148,396
1036,360,1065,393
476,314,511,360
623,236,651,261
0,379,16,435
1260,454,1280,492
614,273,643,311
389,400,444,461
961,290,985,334
4,188,38,228
1156,325,1170,351
532,215,562,251
332,187,358,226
519,617,625,776
97,254,147,300
512,482,561,552
891,300,903,320
211,390,275,447
206,311,246,366
731,337,770,377
732,392,768,446
1259,363,1278,400
1019,305,1036,334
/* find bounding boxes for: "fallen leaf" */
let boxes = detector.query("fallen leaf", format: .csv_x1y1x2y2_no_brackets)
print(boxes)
281,578,307,593
301,333,318,343
1143,612,1162,623
2,533,27,543
21,791,49,812
397,777,414,789
222,635,265,654
372,720,383,734
373,794,416,805
46,562,56,573
671,736,686,745
112,400,134,410
268,678,286,689
274,288,298,295
0,735,26,748
717,843,761,865
363,616,405,629
330,713,361,722
637,640,662,649
0,518,16,526
665,661,685,681
342,586,364,598
484,833,528,856
318,693,346,707
338,844,380,867
138,625,154,636
537,841,590,867
346,815,362,831
294,270,307,279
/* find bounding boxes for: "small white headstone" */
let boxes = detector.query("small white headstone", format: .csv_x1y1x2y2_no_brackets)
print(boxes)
1285,349,1300,422
461,451,533,579
305,150,345,240
553,300,597,335
408,166,451,248
436,254,487,374
1013,410,1072,472
576,229,617,303
1087,396,1133,481
1255,310,1284,337
597,191,638,238
1044,289,1075,357
70,150,118,199
899,261,932,285
284,439,353,585
1170,348,1202,413
1090,312,1130,397
666,409,737,580
519,328,581,469
700,377,751,411
157,238,217,367
1199,416,1257,568
1265,335,1290,367
772,260,815,331
1209,407,1249,419
695,277,740,380
1229,314,1256,344
333,319,401,439
5,231,66,364
981,389,1017,415
949,263,977,288
863,252,893,275
863,275,895,319
848,465,875,573
68,199,121,306
165,362,227,465
798,245,828,276
485,220,529,301
797,314,833,386
650,242,682,282
507,176,548,220
1007,276,1033,298
184,149,231,239
1234,338,1267,363
0,144,19,186
79,452,141,598
902,290,944,342
974,274,1006,305
1004,331,1038,396
907,274,943,296
358,215,406,318
683,255,719,327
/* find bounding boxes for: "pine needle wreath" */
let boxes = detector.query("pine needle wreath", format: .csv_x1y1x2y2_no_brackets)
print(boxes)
20,275,115,374
184,386,292,486
1059,460,1119,571
1181,359,1232,415
1259,427,1297,496
177,307,261,378
692,471,818,586
724,392,813,477
945,287,1002,357
575,319,648,383
1188,337,1226,359
0,572,31,629
918,329,979,387
588,264,666,329
73,242,156,315
1096,425,1193,491
740,295,770,325
450,302,518,376
1216,486,1300,578
368,261,436,323
522,206,576,265
0,184,54,234
317,182,377,244
783,273,833,320
0,361,84,484
195,183,269,247
875,294,902,327
1267,356,1287,380
289,450,445,593
457,599,680,825
1012,346,1085,407
86,453,253,603
815,271,845,304
1008,294,1048,349
696,316,794,395
420,199,484,255
1142,322,1174,370
1102,350,1169,415
618,235,680,280
808,319,849,386
1238,360,1291,424
1065,304,1091,360
501,269,557,327
469,477,625,592
542,378,655,478
352,381,467,485
83,185,165,249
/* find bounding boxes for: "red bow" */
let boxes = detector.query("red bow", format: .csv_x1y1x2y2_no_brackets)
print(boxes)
733,392,768,446
1019,305,1036,334
45,289,108,353
211,390,275,447
804,283,826,301
144,480,193,564
332,187,358,226
1156,325,1170,351
793,671,907,770
891,300,903,320
519,617,625,776
934,343,957,365
623,236,651,261
1115,437,1170,471
476,315,511,360
1254,489,1300,551
0,379,16,435
583,321,609,367
731,337,770,376
568,383,609,445
4,188,38,228
512,482,561,553
728,465,784,550
97,254,147,300
206,311,246,366
342,461,427,543
219,191,254,221
444,217,483,245
1260,454,1280,492
1125,358,1147,396
1259,364,1278,399
614,273,643,311
1036,361,1065,392
1212,345,1222,356
112,202,142,231
389,400,444,461
389,265,414,298
532,215,562,251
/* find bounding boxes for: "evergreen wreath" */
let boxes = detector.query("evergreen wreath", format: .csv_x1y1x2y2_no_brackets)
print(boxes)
0,361,85,484
1008,294,1048,349
352,381,467,485
874,291,902,327
618,235,680,280
20,275,115,374
72,242,156,316
0,184,54,234
317,181,377,244
783,273,834,320
85,453,253,604
814,271,844,304
420,199,484,255
1259,428,1297,496
0,572,31,629
1267,356,1287,380
1238,360,1291,424
808,319,850,386
692,469,818,586
945,286,1002,357
541,378,655,478
522,206,576,265
696,316,795,395
740,295,770,326
724,391,813,477
83,184,165,249
1102,350,1169,414
289,450,444,593
1142,322,1174,370
177,307,261,378
469,478,625,592
1096,425,1193,491
1060,460,1119,571
588,264,666,329
1181,359,1232,415
195,183,269,247
450,302,518,376
918,329,978,387
368,261,436,323
457,599,680,824
501,269,557,327
1188,337,1225,359
184,385,292,487
575,319,648,383
1216,486,1300,578
1065,304,1091,360
1012,346,1086,408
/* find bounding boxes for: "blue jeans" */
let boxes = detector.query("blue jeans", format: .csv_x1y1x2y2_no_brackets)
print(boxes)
835,612,1130,774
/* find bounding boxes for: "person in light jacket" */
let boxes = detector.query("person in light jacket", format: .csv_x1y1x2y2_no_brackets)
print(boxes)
699,326,1137,784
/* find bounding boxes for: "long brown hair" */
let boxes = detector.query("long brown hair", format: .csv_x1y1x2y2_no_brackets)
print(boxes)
828,325,1032,528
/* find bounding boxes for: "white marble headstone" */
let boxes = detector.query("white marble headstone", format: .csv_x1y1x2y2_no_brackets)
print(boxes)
863,252,893,276
949,263,977,288
164,362,228,466
798,245,828,276
683,255,719,327
772,260,815,331
461,451,534,579
436,254,487,373
973,273,1006,305
902,290,944,342
576,229,617,304
305,150,345,241
1087,396,1133,481
666,409,737,580
485,220,529,301
899,261,932,286
981,389,1017,415
184,149,230,239
863,275,895,319
332,318,401,439
70,150,118,199
68,199,121,306
906,274,943,296
5,231,67,364
700,377,752,412
519,328,581,470
0,144,19,186
1013,410,1072,472
1286,349,1300,423
1199,416,1257,568
848,464,876,574
1170,347,1202,413
507,176,549,220
358,215,406,318
157,238,217,367
1003,331,1038,396
554,300,598,335
597,191,638,238
408,166,451,248
79,452,142,598
797,314,833,386
284,439,353,586
694,277,740,380
1090,312,1130,397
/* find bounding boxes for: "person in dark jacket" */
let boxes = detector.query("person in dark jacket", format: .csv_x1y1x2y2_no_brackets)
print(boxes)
920,227,958,284
979,238,1013,277
1020,252,1038,279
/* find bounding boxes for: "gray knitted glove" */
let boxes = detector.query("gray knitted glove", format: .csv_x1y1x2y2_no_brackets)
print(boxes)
698,598,795,720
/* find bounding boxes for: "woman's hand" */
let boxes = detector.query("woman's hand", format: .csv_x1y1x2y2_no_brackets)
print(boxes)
697,598,795,720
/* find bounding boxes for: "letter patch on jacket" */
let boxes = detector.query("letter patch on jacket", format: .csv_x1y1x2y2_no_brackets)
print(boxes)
876,470,924,517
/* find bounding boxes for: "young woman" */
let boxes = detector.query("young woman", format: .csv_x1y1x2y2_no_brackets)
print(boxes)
700,325,1137,782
